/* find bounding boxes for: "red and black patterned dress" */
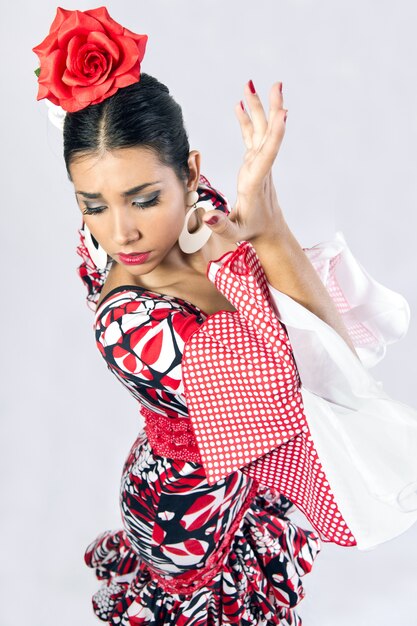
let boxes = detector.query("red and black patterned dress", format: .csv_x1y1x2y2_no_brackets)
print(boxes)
77,178,321,625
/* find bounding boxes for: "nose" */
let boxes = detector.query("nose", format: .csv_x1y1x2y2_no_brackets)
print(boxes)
111,206,141,247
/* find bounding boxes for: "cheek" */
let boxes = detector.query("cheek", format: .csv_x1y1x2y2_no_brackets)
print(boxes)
83,216,101,232
83,218,110,245
153,202,185,235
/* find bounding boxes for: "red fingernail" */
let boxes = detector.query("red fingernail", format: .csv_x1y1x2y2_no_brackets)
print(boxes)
206,215,219,225
248,79,256,94
279,81,283,93
240,100,245,111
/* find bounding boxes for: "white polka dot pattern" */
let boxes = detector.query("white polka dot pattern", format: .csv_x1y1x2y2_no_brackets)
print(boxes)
182,241,357,547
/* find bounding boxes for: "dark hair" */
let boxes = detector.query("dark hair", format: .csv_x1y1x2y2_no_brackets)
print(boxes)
63,73,190,183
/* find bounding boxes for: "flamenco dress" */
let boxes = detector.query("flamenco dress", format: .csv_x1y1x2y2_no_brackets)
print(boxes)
77,175,417,625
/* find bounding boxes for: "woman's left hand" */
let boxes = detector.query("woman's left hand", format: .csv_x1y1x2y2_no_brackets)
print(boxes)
203,79,288,244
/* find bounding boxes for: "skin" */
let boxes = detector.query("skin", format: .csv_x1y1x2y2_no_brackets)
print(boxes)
70,80,358,355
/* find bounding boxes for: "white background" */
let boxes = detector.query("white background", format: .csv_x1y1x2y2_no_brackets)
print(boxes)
1,0,417,624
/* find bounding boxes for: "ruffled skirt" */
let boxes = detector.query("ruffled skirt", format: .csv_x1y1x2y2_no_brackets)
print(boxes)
84,430,321,625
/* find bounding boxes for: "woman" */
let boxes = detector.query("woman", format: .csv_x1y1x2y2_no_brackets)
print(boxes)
33,7,417,625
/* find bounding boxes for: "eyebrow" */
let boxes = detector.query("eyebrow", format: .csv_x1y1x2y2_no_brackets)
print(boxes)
75,181,162,199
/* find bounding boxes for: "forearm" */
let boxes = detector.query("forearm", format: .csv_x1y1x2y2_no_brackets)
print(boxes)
251,221,359,358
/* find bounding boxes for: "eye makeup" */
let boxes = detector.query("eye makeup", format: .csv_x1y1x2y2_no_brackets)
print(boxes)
82,192,161,215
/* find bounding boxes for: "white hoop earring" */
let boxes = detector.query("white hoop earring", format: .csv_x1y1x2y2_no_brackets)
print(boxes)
83,223,109,270
178,191,215,254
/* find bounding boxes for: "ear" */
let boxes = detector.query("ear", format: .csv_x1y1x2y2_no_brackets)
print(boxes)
186,150,201,191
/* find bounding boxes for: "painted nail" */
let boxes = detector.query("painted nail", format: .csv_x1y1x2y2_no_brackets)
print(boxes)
248,79,256,94
205,215,219,225
279,81,283,93
240,100,245,111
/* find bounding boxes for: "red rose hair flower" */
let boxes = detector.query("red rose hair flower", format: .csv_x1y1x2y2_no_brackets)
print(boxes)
32,6,148,113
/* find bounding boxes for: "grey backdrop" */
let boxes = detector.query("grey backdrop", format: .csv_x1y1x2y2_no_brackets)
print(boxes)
1,0,417,624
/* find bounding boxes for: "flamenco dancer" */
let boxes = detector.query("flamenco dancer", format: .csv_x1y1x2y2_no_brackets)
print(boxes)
33,7,417,625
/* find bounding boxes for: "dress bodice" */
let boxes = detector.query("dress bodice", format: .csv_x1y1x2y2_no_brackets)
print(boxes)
93,284,207,419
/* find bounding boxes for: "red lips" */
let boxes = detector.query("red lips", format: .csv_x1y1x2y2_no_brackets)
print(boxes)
118,251,151,265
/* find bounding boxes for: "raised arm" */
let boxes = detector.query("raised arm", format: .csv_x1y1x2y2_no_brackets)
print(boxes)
202,79,358,357
250,216,358,356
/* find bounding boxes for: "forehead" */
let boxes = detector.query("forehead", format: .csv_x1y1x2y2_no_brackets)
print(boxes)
69,146,173,190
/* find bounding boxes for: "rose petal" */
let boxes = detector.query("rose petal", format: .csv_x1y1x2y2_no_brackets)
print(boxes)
83,52,113,85
58,94,88,113
48,7,73,34
122,27,149,47
113,62,142,89
57,10,105,48
66,34,87,71
63,37,112,87
86,30,120,61
32,30,60,58
112,40,138,76
38,48,73,99
136,33,148,62
36,83,59,105
72,77,116,101
84,6,124,37
36,82,50,100
82,51,111,84
62,59,109,87
111,35,145,77
32,8,89,59
90,83,119,106
67,81,117,111
82,50,108,76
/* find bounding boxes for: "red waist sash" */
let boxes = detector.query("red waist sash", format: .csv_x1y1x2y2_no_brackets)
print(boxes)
141,406,202,463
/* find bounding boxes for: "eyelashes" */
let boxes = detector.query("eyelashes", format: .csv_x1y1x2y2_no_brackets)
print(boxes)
133,195,161,210
82,207,105,215
82,194,161,215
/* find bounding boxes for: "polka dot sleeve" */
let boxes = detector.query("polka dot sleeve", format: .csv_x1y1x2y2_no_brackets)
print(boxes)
182,241,358,547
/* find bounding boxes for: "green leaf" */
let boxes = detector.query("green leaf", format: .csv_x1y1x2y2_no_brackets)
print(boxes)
34,67,40,78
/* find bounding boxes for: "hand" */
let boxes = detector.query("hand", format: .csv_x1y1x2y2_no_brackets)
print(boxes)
203,79,288,244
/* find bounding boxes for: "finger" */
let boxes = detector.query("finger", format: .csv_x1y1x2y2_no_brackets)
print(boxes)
234,101,253,151
244,80,268,150
255,82,286,154
261,102,287,161
254,84,287,172
202,210,242,243
253,122,286,180
266,82,285,134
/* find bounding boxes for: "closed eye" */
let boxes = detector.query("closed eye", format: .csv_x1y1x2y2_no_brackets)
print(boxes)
82,205,106,215
82,194,161,215
132,194,161,209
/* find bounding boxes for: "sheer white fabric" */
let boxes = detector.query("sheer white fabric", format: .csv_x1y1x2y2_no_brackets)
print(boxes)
267,230,417,550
